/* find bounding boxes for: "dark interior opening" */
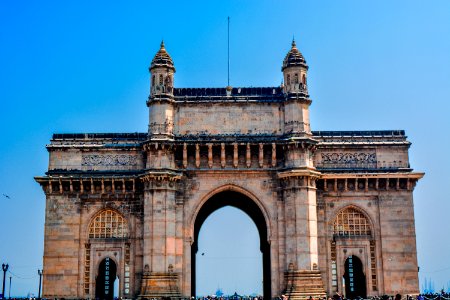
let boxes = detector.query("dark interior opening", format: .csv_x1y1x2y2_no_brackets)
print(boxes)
344,255,366,299
96,257,117,300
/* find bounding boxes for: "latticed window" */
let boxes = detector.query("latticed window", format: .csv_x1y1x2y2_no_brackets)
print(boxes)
88,209,128,239
333,207,371,236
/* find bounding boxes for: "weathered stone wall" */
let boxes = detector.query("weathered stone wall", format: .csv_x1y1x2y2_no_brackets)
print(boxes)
174,102,283,135
314,145,410,170
42,194,82,297
316,185,419,296
377,191,419,294
49,149,144,171
39,172,145,298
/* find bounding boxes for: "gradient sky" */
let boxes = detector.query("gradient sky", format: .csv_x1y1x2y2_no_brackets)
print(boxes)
1,0,450,297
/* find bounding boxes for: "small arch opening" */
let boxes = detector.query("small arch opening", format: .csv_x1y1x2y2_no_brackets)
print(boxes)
343,255,366,299
95,257,117,300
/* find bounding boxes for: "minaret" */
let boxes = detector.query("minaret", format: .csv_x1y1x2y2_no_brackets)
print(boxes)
282,39,312,136
148,41,176,139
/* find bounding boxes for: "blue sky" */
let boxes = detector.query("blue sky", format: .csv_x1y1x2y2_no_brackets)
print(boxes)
1,0,450,296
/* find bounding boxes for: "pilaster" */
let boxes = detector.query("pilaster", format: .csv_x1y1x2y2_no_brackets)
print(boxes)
139,171,183,298
278,156,326,299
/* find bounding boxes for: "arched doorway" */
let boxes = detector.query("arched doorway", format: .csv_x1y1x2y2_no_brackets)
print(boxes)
96,257,117,300
343,255,366,299
191,190,271,298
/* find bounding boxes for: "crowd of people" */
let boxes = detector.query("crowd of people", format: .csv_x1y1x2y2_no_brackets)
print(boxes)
4,293,450,300
191,292,450,300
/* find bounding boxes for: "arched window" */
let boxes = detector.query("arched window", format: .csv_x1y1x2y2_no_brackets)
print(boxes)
286,74,290,85
294,73,299,84
165,75,172,87
159,74,163,85
152,75,155,86
333,207,371,236
302,74,307,84
88,209,128,239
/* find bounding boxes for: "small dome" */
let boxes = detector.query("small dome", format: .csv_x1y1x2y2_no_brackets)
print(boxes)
150,41,175,71
282,40,308,71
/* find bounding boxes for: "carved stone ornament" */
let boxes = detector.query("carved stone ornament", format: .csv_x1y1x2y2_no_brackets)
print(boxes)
319,152,376,168
82,154,138,166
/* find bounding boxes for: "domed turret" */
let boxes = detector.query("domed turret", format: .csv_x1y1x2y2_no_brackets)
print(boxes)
282,40,308,95
147,41,176,139
282,40,308,71
150,41,175,71
149,41,175,97
281,39,312,136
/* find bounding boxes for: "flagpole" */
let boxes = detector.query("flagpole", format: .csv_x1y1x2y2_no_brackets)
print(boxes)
227,16,230,87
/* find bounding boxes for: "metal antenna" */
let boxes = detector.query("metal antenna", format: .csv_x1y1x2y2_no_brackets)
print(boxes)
227,16,230,87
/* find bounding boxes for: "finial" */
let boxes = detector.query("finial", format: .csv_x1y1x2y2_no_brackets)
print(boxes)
160,40,165,49
292,36,296,48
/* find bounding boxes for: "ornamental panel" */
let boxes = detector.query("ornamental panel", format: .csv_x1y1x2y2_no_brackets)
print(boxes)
88,209,128,239
333,207,371,237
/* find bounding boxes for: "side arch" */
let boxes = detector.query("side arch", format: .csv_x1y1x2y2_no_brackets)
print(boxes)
328,205,377,296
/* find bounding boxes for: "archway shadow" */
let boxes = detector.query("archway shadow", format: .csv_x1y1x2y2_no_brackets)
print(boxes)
344,255,366,299
191,190,271,298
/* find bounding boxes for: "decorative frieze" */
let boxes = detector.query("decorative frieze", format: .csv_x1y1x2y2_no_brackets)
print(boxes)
82,154,138,166
318,152,376,169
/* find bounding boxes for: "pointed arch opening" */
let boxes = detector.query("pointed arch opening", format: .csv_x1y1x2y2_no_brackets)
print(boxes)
191,190,271,298
343,255,366,299
95,257,118,300
330,206,376,295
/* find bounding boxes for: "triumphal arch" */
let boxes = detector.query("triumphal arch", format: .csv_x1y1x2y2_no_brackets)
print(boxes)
36,41,423,299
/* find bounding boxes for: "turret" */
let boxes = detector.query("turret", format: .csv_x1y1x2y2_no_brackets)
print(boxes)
281,40,312,136
148,41,175,139
149,41,175,97
282,39,308,95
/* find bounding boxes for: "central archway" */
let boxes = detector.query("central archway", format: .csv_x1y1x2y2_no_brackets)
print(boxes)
191,190,271,298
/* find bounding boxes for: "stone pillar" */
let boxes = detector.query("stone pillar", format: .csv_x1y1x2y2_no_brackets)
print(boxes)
140,142,183,298
279,143,325,300
140,175,181,298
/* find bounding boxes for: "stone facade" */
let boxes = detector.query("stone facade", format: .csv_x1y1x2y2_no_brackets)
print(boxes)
35,41,423,299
